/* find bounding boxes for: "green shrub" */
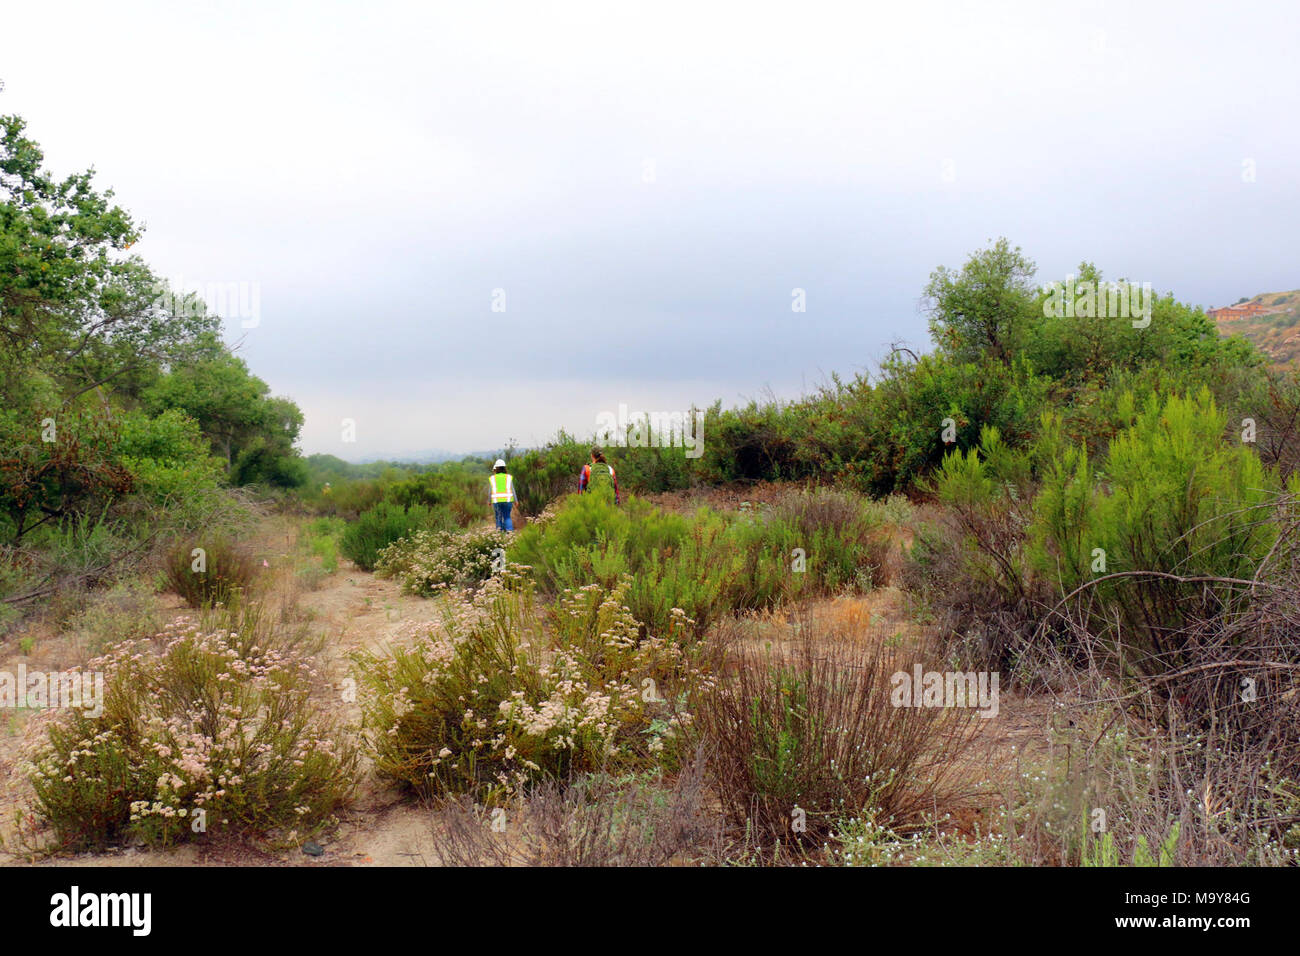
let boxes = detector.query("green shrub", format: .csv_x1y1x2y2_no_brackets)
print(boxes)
287,515,343,587
21,623,357,851
509,492,688,586
310,534,338,573
623,516,753,636
512,489,889,639
305,515,346,538
354,573,697,801
382,463,486,528
340,501,442,572
510,488,889,637
293,517,340,571
613,441,697,493
20,512,133,614
116,408,224,503
760,488,893,592
310,478,384,519
1082,818,1181,867
1029,389,1280,673
510,493,743,635
689,397,806,484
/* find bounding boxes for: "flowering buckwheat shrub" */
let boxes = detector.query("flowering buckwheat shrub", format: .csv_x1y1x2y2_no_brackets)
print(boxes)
375,527,509,596
355,570,699,800
21,620,358,851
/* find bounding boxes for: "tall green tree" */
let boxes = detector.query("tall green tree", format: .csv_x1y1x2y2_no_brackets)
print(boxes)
0,114,215,407
924,238,1039,365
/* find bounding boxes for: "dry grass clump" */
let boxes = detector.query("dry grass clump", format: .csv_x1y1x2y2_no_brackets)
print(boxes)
162,536,259,608
689,607,984,847
431,762,722,866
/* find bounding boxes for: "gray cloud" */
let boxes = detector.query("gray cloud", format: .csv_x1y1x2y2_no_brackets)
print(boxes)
2,0,1296,458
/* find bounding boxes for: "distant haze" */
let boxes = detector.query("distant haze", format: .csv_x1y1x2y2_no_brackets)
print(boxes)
3,0,1296,460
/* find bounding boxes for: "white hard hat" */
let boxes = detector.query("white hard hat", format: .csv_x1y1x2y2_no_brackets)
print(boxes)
494,458,507,468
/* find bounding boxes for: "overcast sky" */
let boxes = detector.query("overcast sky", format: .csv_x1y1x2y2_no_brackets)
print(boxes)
3,0,1297,459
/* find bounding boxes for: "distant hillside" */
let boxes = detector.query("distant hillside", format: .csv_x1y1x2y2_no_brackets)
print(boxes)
304,451,495,482
1212,290,1300,365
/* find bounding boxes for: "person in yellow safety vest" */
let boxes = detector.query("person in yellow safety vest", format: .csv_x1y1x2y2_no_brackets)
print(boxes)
578,447,620,505
489,459,516,531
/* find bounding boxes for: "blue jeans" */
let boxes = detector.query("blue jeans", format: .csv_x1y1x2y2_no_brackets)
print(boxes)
493,501,513,532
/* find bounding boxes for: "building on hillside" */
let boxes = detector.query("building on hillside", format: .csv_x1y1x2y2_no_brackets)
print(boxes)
1208,302,1273,321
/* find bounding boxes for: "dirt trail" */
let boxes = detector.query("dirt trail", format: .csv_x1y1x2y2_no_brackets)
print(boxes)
300,568,443,866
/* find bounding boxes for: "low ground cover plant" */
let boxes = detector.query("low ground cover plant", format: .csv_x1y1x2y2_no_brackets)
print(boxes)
375,526,509,595
354,572,700,801
20,619,357,852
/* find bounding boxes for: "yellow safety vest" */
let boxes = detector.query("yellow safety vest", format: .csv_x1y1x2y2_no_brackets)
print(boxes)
490,473,514,503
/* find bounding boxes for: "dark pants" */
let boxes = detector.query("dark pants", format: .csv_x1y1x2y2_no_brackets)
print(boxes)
493,501,513,532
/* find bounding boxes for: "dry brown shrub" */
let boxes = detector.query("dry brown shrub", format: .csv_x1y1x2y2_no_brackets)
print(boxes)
688,607,985,847
431,761,722,866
